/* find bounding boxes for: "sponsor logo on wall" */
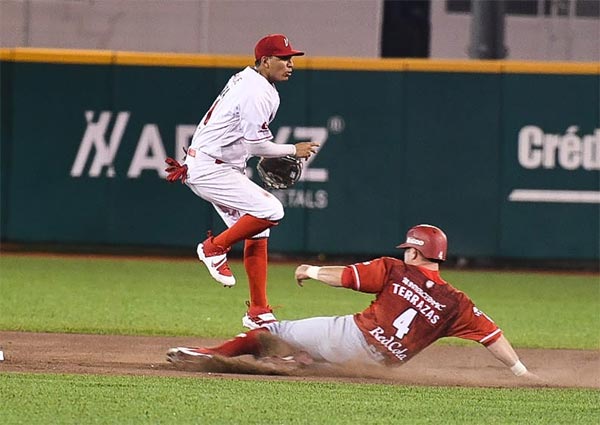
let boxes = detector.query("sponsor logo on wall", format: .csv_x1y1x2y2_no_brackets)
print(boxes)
509,125,600,204
71,111,345,209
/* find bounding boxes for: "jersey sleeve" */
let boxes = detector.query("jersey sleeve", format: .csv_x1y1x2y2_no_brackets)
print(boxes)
240,92,275,143
341,257,397,293
445,294,502,346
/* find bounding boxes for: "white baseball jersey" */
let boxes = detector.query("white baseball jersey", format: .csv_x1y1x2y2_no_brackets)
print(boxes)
183,66,285,234
189,66,280,168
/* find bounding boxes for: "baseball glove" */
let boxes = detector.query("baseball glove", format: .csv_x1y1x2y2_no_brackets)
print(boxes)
256,155,303,189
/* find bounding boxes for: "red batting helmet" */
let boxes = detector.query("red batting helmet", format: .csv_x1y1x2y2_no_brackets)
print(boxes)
397,224,448,262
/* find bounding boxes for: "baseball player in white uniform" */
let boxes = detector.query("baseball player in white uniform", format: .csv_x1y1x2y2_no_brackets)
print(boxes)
165,34,318,329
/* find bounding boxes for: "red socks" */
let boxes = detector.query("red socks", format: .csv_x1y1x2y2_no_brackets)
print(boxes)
210,215,273,309
209,328,269,357
213,215,277,249
244,238,268,308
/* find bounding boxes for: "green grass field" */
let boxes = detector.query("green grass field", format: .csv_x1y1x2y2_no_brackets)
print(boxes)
1,254,599,424
1,373,598,425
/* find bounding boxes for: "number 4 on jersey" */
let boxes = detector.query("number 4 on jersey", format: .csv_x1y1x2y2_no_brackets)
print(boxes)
392,308,417,339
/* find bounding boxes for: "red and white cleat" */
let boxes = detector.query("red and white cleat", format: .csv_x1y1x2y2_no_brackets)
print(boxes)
242,303,278,329
196,233,236,287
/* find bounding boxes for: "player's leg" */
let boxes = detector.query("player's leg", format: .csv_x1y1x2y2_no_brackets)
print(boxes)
168,316,382,365
244,238,268,307
242,237,278,329
265,315,383,365
212,215,278,248
193,212,276,288
208,171,283,248
187,166,283,287
230,191,281,328
191,166,284,247
205,203,278,328
166,327,268,362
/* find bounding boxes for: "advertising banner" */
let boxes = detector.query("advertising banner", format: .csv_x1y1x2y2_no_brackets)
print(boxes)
1,51,598,260
500,74,599,259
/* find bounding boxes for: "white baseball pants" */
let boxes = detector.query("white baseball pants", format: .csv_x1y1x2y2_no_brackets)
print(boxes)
265,315,383,365
185,151,284,238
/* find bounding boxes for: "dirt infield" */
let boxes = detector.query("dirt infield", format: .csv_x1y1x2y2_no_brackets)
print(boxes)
0,331,598,388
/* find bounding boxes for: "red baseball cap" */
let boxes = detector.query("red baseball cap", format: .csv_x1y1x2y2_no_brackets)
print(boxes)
254,34,305,60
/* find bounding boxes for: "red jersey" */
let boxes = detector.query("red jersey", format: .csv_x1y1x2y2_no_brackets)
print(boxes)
341,257,502,365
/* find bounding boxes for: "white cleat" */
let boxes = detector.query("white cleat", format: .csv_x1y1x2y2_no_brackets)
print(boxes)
166,347,214,363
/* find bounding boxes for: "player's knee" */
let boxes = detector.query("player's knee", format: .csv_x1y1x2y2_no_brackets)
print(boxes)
267,200,285,222
264,321,281,334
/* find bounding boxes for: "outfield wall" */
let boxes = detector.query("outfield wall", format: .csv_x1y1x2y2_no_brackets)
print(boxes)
1,49,598,260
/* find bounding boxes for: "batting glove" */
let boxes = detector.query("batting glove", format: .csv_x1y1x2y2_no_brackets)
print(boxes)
164,157,188,184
